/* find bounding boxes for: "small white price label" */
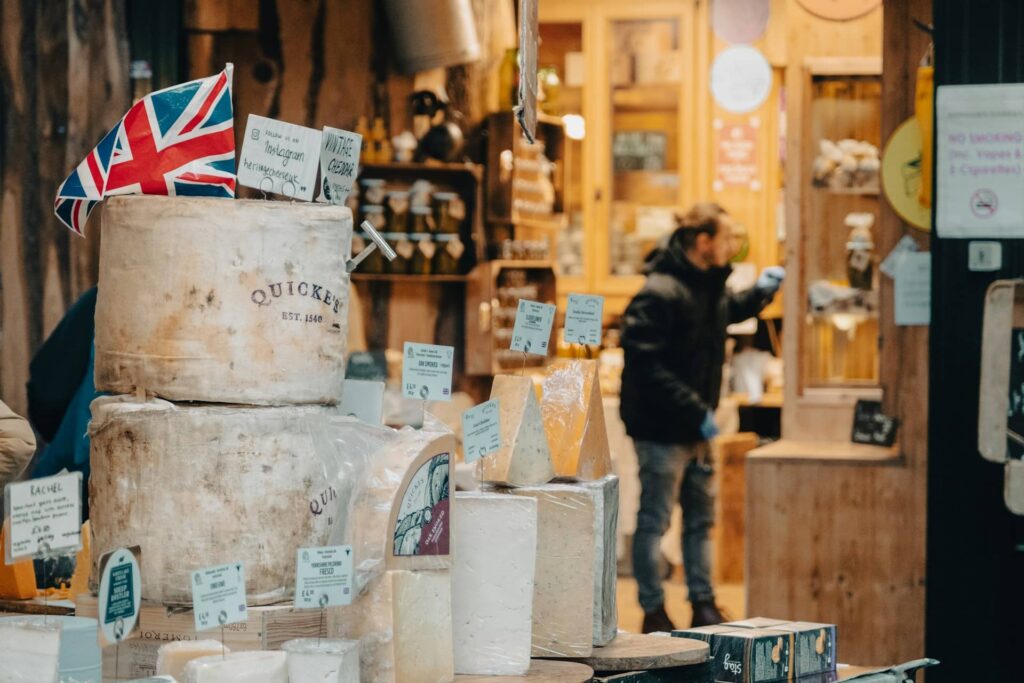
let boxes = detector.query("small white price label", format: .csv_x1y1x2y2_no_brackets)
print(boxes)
564,293,604,346
510,300,555,356
402,342,454,401
191,563,248,632
339,379,385,425
318,126,362,205
4,471,82,562
295,545,354,609
462,400,502,464
237,114,322,201
98,546,142,645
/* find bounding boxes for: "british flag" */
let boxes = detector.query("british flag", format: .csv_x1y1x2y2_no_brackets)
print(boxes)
54,64,236,236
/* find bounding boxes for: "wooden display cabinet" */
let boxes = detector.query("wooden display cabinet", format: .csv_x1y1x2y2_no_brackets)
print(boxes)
465,260,557,375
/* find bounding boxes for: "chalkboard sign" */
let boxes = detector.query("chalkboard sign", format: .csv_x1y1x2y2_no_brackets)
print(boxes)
1007,328,1024,459
851,400,899,447
613,131,668,171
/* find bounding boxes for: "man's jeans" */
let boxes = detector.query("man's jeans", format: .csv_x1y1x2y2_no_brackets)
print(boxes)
632,440,716,612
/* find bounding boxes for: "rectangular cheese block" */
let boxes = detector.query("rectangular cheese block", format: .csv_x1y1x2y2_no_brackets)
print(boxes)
478,375,554,487
124,678,178,682
282,638,359,683
330,569,454,683
509,483,595,658
0,619,61,683
157,641,229,682
452,492,537,675
579,475,620,645
540,360,612,480
183,651,287,683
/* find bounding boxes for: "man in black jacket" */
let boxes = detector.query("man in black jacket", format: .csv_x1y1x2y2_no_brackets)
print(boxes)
620,202,783,632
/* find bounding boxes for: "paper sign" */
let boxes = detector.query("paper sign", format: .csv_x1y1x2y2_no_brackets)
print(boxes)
402,342,454,401
340,379,385,424
894,252,931,326
462,400,502,464
510,300,555,356
318,126,362,205
238,114,322,201
191,563,248,632
714,119,761,191
937,84,1024,238
564,294,604,346
98,546,142,645
295,545,354,609
879,235,920,279
4,472,82,562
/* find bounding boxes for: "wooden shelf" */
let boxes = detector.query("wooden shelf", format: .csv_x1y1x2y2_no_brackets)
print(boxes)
351,273,468,283
612,84,680,111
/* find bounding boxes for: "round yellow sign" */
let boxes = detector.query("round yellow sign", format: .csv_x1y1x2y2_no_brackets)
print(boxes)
797,0,881,21
882,117,931,232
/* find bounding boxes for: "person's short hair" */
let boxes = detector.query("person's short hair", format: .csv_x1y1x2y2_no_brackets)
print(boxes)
673,202,728,249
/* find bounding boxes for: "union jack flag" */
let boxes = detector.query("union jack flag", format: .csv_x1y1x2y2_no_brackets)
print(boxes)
54,64,236,236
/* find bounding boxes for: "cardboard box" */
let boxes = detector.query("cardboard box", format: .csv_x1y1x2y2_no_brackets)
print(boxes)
722,618,791,630
772,622,837,677
671,625,737,643
673,626,793,683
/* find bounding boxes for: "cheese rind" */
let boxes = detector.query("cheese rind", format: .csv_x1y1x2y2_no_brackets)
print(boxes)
452,492,537,675
478,375,554,487
540,360,612,480
579,475,620,645
508,483,595,658
183,651,287,683
157,641,229,681
0,619,61,683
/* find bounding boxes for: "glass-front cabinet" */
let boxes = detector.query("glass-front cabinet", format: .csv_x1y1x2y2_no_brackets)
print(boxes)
539,1,695,309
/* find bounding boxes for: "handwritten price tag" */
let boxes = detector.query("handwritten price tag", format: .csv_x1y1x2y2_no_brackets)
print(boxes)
510,300,555,356
238,114,322,201
295,545,354,609
191,563,248,632
318,126,362,205
564,293,604,346
462,400,502,464
402,342,455,401
5,472,82,562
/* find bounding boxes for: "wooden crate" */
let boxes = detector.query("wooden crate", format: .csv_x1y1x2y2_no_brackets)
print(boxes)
712,432,759,584
76,595,325,680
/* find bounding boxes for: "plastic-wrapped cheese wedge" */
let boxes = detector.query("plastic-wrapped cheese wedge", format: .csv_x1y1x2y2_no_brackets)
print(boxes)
183,651,287,683
540,360,612,480
0,618,61,683
508,483,596,658
282,638,359,683
157,641,229,682
477,375,554,487
579,475,620,646
452,492,537,675
95,195,352,405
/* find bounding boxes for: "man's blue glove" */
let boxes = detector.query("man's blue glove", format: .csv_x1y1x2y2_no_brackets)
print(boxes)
700,410,719,441
756,266,785,296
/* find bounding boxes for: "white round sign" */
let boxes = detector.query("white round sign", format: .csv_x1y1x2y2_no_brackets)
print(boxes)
711,46,773,114
98,546,142,645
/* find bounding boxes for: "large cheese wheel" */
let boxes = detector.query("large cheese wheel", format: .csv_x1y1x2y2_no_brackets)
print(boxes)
88,396,347,605
95,195,352,405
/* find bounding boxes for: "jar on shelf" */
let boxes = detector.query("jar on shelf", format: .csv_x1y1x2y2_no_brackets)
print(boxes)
388,232,414,274
433,234,465,275
357,205,386,273
845,212,876,290
385,191,410,234
359,178,387,205
432,191,465,234
409,205,435,235
411,234,436,275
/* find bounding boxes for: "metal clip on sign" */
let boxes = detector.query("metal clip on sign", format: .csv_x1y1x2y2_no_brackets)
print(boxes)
346,220,398,273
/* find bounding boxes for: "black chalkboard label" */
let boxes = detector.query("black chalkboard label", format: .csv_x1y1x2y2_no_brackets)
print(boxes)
851,400,899,447
1007,328,1024,459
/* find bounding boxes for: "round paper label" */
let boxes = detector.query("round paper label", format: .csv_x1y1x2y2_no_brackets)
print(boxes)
711,46,773,114
98,547,142,645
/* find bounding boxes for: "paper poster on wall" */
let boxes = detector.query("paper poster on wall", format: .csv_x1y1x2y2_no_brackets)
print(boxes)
936,84,1024,238
711,46,773,115
714,118,761,191
894,252,931,326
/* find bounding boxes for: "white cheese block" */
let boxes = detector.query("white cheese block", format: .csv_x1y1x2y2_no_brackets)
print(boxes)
124,678,178,682
540,360,612,481
89,396,347,604
0,619,61,683
95,195,352,405
282,638,359,683
183,651,287,683
478,375,554,487
508,483,595,658
157,641,229,682
452,492,537,675
330,569,454,683
579,475,620,645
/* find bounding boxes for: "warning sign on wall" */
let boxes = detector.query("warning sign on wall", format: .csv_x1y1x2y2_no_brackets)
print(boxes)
713,118,761,192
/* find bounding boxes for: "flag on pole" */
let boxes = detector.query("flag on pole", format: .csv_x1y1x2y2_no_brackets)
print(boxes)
54,65,236,236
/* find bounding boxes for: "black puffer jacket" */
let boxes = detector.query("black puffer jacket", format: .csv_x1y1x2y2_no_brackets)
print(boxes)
619,234,772,444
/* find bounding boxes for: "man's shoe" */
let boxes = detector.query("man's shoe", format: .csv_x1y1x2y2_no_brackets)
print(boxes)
641,605,677,634
690,599,727,627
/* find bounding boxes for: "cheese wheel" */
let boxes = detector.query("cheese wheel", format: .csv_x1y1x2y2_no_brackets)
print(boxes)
89,396,348,605
95,195,352,405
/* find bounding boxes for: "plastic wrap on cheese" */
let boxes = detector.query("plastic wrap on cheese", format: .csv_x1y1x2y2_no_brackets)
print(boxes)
282,638,359,683
183,650,287,682
88,396,384,605
0,618,62,683
540,360,612,480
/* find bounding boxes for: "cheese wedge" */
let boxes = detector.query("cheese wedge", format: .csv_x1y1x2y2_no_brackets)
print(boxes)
540,360,612,480
478,375,554,487
157,640,229,681
579,475,620,646
183,650,287,683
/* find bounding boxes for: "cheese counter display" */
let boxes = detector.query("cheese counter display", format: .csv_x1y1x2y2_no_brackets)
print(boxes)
156,641,230,681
